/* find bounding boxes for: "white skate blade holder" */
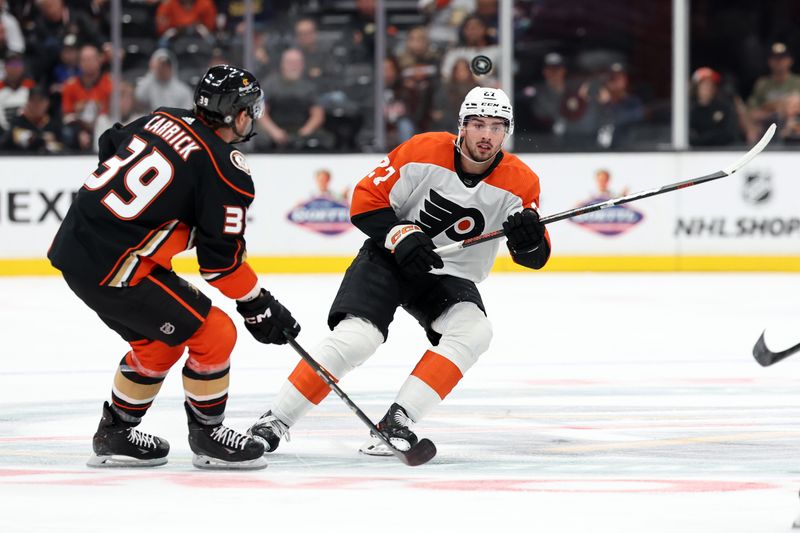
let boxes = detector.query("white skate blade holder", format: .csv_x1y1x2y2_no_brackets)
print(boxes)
359,435,411,457
87,453,168,468
191,453,267,470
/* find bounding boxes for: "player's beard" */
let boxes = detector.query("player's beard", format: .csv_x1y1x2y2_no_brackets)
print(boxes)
466,138,497,163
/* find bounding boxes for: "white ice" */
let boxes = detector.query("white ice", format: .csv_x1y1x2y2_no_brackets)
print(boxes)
1,273,800,533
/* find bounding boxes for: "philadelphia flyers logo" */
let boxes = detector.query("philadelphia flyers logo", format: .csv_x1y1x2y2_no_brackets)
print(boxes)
416,189,485,241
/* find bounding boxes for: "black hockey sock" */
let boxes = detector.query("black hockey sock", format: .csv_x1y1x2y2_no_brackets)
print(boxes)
111,356,166,422
182,365,230,425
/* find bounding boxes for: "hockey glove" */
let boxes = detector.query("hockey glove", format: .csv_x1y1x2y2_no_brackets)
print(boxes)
236,289,301,345
503,208,545,254
386,223,444,276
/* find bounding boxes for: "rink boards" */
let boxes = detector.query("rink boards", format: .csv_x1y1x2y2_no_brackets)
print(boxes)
1,151,798,273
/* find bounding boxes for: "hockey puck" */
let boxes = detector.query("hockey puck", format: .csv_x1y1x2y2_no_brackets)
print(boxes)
471,55,493,76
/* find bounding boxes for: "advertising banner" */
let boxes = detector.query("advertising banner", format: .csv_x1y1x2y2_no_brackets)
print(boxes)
1,151,798,272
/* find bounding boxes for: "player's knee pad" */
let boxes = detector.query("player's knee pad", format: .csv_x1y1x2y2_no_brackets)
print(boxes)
313,315,383,378
127,339,185,376
185,306,236,373
431,302,493,373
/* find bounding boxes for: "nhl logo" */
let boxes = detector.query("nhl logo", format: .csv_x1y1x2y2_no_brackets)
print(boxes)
160,322,176,335
742,170,771,205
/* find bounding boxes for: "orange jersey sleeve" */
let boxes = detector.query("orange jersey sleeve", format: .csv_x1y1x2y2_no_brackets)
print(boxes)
350,132,457,218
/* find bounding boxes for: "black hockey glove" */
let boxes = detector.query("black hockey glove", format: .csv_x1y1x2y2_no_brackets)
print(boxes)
236,289,300,345
386,223,444,276
503,208,545,254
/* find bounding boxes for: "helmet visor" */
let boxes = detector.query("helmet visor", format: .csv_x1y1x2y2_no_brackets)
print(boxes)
249,90,265,120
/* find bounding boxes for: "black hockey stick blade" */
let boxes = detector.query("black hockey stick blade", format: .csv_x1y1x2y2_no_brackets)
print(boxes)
401,438,437,467
753,330,800,367
283,332,437,466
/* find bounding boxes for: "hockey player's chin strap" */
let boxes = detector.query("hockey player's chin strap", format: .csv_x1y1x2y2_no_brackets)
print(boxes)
230,120,257,144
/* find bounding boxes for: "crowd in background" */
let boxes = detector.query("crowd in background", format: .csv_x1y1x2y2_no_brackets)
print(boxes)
0,0,797,154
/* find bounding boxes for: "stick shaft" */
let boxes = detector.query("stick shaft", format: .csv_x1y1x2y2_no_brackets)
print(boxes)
283,334,423,465
435,124,775,255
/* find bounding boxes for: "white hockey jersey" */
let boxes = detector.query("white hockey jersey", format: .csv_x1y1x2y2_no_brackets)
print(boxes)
351,132,550,283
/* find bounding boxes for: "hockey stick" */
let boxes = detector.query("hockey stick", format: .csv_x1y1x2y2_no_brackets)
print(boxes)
434,123,776,255
282,331,437,466
752,330,800,367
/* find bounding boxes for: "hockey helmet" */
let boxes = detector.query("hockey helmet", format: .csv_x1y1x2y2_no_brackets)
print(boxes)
458,87,514,135
193,65,264,129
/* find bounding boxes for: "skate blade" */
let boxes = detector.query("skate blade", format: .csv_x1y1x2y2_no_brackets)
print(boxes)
358,436,411,457
191,454,268,470
87,453,167,468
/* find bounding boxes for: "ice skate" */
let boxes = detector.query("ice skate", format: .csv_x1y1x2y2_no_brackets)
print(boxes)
87,401,169,467
185,402,267,470
359,403,420,456
248,410,291,453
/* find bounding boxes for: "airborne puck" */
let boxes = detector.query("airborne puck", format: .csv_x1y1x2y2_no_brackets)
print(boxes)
471,55,493,76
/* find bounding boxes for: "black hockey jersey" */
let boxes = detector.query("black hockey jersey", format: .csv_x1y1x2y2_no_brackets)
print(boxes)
48,107,259,300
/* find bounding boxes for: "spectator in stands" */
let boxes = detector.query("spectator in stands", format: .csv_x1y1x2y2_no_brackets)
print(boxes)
776,91,800,144
0,52,35,133
1,85,63,153
383,54,415,147
0,0,24,54
527,52,572,139
208,46,228,68
440,14,500,86
293,17,331,84
430,57,477,132
257,48,330,151
27,0,106,87
417,0,473,46
215,0,270,37
594,62,644,148
0,22,10,79
474,0,498,43
397,25,439,73
134,48,193,111
61,43,111,151
248,31,273,82
347,0,377,63
748,42,800,136
93,80,138,151
396,25,439,132
689,67,741,146
51,33,80,95
155,0,216,37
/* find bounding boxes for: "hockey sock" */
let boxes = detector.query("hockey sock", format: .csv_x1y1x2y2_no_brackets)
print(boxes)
287,359,337,404
395,350,463,421
111,355,167,422
182,365,230,425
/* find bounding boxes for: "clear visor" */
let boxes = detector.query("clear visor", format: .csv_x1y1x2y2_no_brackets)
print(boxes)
462,116,510,135
249,90,265,119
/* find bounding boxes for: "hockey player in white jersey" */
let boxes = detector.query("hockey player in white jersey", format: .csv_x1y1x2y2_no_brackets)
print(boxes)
249,87,551,455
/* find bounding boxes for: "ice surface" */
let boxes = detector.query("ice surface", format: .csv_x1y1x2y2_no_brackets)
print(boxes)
1,273,799,532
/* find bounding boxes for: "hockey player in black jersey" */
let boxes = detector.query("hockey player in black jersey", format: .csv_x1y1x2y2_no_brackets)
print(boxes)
48,65,301,470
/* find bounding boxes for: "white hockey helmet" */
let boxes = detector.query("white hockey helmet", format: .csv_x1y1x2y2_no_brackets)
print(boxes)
458,87,514,135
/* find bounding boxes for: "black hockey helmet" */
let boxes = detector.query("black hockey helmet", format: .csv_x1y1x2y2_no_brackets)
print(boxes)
193,64,264,142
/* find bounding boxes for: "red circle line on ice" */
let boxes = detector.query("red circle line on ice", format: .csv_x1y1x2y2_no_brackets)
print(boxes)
411,479,776,493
